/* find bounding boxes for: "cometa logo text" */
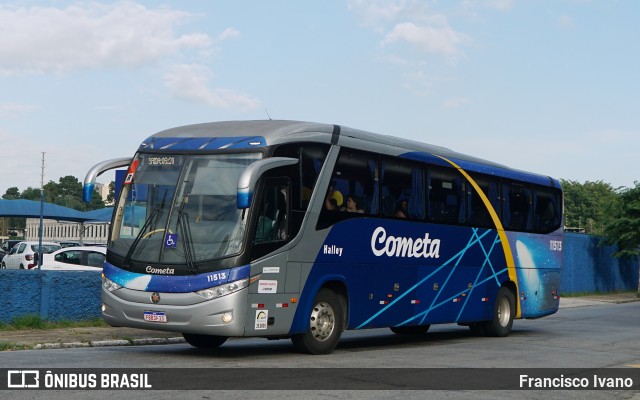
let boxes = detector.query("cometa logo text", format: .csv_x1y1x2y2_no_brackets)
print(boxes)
370,227,441,259
146,266,176,275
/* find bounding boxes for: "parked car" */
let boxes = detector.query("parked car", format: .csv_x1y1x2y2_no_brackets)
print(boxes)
0,239,21,260
41,246,106,271
59,241,82,248
1,241,62,269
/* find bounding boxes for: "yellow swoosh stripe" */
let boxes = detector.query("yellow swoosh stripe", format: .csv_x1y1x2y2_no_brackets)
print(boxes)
434,155,521,318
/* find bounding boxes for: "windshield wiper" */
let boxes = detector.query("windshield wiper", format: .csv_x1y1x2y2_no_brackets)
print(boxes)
123,207,163,269
123,190,168,269
176,197,197,274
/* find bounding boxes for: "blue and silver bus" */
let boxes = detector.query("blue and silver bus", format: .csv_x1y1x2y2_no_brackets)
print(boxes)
84,120,563,354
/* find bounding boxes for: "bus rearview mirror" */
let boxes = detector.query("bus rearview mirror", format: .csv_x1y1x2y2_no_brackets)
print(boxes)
83,157,132,203
237,157,298,209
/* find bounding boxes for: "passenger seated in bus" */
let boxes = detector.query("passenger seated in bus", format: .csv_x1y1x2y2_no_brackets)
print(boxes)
341,195,364,213
324,181,343,210
395,199,408,218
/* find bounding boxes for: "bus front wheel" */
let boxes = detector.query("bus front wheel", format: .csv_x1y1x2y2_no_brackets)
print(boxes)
482,286,515,337
182,333,228,349
292,288,344,355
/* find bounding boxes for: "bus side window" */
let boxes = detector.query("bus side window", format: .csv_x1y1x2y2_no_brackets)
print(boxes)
316,149,378,229
381,159,425,220
428,168,464,224
272,143,329,213
254,178,289,244
503,182,532,231
533,186,562,233
467,174,500,228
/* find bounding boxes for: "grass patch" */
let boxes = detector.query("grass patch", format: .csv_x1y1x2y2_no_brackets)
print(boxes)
0,315,107,331
0,342,32,351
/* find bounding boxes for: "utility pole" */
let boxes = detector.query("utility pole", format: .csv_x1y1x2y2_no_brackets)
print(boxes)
37,152,45,269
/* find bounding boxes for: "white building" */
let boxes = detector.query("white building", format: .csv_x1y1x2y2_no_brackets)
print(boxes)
16,183,113,244
25,218,109,245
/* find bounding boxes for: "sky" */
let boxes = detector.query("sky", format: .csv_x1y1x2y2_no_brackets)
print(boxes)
0,0,638,196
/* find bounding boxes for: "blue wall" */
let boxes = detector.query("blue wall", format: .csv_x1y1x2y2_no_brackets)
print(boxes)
561,232,638,294
0,233,637,322
0,270,101,323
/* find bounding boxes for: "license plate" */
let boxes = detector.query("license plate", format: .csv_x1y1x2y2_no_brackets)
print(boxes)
143,311,167,323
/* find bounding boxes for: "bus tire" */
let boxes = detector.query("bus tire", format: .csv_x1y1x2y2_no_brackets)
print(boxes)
390,325,430,335
482,286,515,337
291,288,344,355
182,333,228,349
468,323,485,336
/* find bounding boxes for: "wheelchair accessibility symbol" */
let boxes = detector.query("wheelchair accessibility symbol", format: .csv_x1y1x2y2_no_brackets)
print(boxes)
165,233,178,248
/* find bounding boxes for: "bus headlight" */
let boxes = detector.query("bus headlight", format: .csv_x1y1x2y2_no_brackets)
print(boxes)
102,275,122,292
196,278,249,300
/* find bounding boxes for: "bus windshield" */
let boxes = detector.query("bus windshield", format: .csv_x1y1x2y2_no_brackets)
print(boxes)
110,152,262,267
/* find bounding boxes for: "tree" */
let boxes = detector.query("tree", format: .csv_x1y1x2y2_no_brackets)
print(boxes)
21,187,41,201
602,182,640,258
0,187,21,236
107,181,116,204
561,179,619,235
47,176,84,210
1,176,106,213
2,187,21,200
87,189,106,210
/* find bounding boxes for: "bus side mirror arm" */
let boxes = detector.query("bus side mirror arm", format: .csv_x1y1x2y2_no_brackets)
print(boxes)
237,157,298,209
83,157,132,203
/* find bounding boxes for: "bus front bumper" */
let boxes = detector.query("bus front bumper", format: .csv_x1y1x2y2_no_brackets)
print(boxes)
101,286,248,336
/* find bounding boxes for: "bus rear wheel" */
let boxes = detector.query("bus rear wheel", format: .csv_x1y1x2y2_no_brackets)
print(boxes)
292,288,344,355
390,325,430,335
182,333,228,349
481,286,515,337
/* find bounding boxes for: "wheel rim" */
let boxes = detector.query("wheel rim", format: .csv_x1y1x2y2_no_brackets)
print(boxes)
310,301,335,342
497,296,511,327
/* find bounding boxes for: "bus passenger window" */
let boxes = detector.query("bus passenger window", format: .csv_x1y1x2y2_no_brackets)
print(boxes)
503,182,532,231
533,187,562,233
316,149,378,229
272,143,330,213
428,168,463,224
467,174,500,228
381,159,425,220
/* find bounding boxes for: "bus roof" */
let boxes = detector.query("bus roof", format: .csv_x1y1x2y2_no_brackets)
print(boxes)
142,120,560,188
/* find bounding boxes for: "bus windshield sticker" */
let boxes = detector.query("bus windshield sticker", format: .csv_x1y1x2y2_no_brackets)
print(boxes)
165,233,178,248
124,159,140,185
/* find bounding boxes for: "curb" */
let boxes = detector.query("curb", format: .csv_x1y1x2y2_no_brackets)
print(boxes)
34,337,185,350
559,296,640,309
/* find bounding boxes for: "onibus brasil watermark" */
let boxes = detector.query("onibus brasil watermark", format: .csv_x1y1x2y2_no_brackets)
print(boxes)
7,370,151,389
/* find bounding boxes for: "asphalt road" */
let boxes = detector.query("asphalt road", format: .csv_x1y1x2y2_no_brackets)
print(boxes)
1,300,639,400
